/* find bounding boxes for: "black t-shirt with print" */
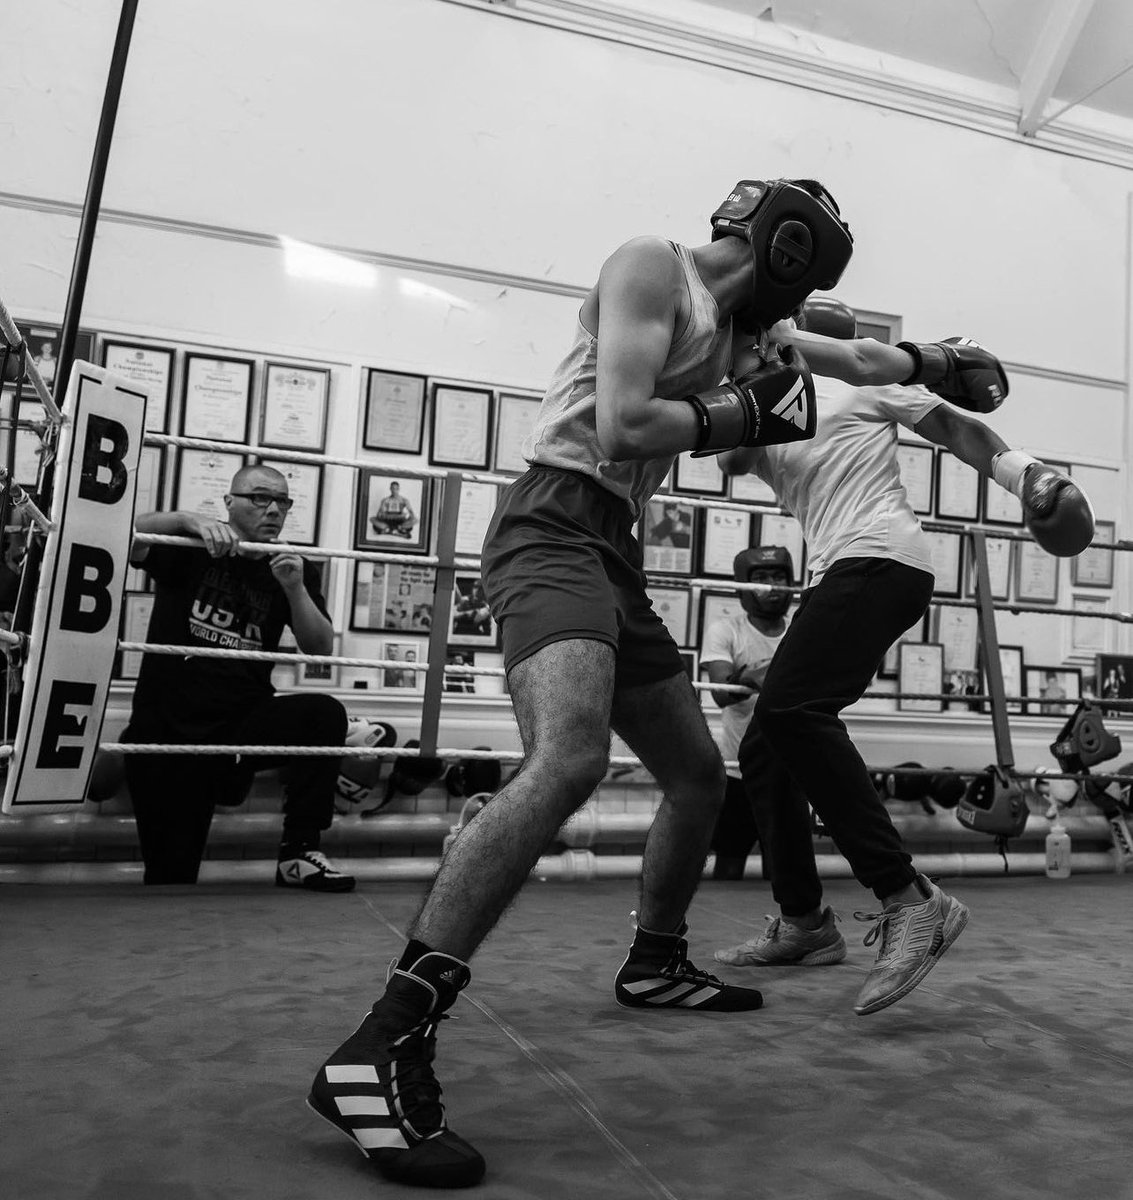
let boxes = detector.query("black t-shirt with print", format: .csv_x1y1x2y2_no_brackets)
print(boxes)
126,545,329,742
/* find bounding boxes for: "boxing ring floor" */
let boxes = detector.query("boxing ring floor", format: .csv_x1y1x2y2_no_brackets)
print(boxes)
5,875,1132,1200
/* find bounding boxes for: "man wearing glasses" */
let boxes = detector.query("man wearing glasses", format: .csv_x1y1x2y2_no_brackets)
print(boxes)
121,464,355,891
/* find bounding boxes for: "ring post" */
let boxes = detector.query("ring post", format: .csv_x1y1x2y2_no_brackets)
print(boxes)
418,472,463,757
969,529,1015,772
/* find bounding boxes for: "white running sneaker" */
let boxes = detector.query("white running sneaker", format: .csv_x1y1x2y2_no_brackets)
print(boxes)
853,874,968,1016
714,906,847,967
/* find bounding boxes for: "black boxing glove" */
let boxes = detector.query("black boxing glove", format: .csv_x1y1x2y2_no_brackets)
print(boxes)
992,451,1095,556
800,297,857,340
686,344,815,457
897,336,1008,413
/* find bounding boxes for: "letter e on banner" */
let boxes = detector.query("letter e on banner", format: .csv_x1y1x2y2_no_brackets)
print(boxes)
3,365,147,813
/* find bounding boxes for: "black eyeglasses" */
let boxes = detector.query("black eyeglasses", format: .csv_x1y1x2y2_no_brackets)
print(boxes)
230,492,294,512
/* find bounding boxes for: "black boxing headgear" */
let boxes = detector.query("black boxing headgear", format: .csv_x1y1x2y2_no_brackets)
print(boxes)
733,545,794,619
711,178,854,332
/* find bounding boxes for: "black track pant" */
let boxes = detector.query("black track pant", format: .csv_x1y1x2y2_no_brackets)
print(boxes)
125,693,347,884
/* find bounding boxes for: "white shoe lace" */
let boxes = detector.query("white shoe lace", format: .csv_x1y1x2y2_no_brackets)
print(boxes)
855,906,908,968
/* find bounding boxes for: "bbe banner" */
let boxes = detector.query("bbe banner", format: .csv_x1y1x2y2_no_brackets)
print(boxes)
3,365,146,813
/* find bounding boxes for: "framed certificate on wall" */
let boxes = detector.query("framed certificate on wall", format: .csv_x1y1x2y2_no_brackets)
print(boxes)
1015,538,1059,604
926,529,963,597
673,452,726,497
896,442,935,515
102,339,174,432
699,507,754,577
430,385,493,469
363,369,427,454
982,476,1023,527
934,453,980,521
898,642,944,712
173,449,246,519
260,458,323,547
729,472,778,507
180,354,254,443
261,362,329,451
932,603,979,672
965,535,1013,601
453,481,499,557
115,592,156,680
1071,520,1115,588
649,585,692,646
492,392,541,475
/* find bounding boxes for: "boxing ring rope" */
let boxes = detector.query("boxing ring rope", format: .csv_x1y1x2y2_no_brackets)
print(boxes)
2,383,1132,880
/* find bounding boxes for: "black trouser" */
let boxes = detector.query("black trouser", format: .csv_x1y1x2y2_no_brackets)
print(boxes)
125,693,348,885
738,557,933,916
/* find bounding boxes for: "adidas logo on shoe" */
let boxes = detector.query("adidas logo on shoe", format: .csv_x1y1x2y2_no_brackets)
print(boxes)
275,849,356,893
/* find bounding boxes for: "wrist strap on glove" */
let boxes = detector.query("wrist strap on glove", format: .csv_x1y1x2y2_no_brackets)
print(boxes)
991,449,1040,498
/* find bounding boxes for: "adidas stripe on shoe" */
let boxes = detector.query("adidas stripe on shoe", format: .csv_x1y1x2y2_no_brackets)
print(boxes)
615,919,763,1012
308,952,485,1189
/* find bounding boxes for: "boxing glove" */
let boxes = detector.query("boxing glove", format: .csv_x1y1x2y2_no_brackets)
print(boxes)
800,296,857,340
897,336,1008,413
992,452,1095,556
686,344,815,457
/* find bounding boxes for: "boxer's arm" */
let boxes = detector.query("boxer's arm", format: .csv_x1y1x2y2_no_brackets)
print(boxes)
752,326,917,387
594,239,702,460
913,403,1008,475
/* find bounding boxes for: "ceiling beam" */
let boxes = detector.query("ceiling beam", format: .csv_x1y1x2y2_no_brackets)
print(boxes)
1017,0,1098,136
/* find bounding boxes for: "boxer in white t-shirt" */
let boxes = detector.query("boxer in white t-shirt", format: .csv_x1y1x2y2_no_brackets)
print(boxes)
715,298,1093,1015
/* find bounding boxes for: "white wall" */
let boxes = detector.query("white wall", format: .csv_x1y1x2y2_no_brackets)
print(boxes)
3,0,1132,765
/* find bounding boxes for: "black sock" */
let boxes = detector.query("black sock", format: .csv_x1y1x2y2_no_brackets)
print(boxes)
398,938,436,971
278,836,318,861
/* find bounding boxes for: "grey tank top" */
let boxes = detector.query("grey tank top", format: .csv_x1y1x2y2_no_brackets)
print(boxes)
523,242,732,518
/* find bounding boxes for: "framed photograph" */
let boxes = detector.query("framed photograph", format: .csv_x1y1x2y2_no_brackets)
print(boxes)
1072,520,1115,589
965,535,1013,601
453,480,499,557
1024,666,1081,716
354,470,432,554
758,512,806,580
260,362,329,451
10,320,94,391
296,634,341,689
932,603,979,673
380,639,425,692
429,384,493,469
697,590,745,645
729,471,778,507
363,369,426,454
351,561,436,633
1015,538,1059,604
898,642,944,713
673,452,726,497
980,644,1024,714
982,477,1023,527
173,449,246,520
444,650,478,694
879,615,928,679
180,353,254,443
102,339,174,432
260,459,322,547
699,507,754,578
934,453,981,521
896,441,935,515
115,592,155,680
1096,653,1133,711
649,585,692,647
640,497,696,576
925,529,963,598
492,392,541,475
944,668,983,713
449,573,497,647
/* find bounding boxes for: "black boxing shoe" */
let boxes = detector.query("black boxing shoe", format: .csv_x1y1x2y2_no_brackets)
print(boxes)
308,952,485,1189
614,914,764,1012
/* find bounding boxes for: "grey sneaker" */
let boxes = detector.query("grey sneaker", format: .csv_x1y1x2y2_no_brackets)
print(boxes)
853,874,969,1016
714,907,847,967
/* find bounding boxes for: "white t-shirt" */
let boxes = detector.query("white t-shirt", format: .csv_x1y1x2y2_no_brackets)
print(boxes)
747,381,944,582
700,611,789,778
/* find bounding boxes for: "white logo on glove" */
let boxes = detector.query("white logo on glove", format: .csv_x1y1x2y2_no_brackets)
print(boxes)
771,377,809,430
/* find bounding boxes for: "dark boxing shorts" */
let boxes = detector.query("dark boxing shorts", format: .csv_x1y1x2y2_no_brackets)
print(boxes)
481,466,685,688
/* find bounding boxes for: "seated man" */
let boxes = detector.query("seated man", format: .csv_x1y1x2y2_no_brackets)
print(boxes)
122,464,354,891
699,544,802,884
370,481,417,538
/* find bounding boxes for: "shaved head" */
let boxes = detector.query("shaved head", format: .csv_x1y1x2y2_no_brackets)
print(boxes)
230,464,287,493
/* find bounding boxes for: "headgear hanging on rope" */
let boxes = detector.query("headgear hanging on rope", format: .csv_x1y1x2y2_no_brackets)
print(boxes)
711,179,854,333
733,545,794,620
